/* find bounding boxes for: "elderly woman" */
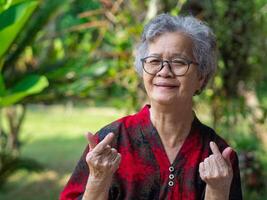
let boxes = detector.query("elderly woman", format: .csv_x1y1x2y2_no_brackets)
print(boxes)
60,14,242,200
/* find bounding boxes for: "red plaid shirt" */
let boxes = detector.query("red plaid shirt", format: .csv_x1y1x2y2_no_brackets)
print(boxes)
60,105,242,200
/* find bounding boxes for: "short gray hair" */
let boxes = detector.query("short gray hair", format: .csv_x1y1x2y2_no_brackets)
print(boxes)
134,13,217,92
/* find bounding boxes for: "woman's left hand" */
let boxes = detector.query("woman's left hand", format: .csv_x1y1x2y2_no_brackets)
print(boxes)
199,141,233,200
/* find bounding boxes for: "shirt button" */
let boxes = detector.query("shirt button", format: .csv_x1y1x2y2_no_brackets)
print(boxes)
169,174,174,179
169,166,174,172
168,181,174,187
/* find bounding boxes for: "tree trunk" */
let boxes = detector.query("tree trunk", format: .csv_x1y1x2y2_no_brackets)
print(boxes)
6,105,27,156
238,83,267,148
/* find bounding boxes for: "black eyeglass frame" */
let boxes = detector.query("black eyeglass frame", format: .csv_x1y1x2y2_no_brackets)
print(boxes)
140,56,199,76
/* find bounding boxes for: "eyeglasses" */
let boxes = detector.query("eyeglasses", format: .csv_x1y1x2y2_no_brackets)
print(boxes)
140,56,198,76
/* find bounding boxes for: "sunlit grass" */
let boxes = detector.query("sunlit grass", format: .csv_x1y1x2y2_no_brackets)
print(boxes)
0,105,125,200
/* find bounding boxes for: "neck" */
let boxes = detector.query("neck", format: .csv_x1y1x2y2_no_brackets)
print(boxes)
150,101,194,148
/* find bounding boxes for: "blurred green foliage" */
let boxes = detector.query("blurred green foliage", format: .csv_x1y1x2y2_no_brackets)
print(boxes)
0,0,47,187
0,0,48,107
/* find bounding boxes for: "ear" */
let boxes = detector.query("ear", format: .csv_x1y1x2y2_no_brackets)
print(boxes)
196,74,205,91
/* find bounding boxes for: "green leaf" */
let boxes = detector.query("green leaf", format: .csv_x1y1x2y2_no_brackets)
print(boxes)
0,73,5,96
0,75,49,107
0,0,39,59
0,57,3,74
0,2,17,30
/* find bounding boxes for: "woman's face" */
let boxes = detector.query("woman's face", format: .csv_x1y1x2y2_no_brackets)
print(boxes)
143,32,204,106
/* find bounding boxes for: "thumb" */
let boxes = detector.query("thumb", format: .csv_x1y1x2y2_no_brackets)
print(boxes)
85,132,97,150
222,147,233,166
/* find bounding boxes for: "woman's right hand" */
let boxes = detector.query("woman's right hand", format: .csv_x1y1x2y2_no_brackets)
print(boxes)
85,132,121,189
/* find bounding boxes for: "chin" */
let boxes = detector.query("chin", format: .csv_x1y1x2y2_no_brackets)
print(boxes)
151,94,178,105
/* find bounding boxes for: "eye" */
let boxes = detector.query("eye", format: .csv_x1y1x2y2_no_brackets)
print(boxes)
172,58,187,66
146,57,161,65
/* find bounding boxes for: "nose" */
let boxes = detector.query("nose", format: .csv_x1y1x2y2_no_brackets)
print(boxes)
157,61,174,77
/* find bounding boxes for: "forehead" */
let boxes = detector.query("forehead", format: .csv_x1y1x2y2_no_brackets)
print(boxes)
147,32,194,58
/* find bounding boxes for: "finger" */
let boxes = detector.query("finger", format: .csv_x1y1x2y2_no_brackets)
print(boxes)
109,148,118,161
199,162,206,180
199,162,204,172
112,153,121,171
93,132,115,154
100,146,113,158
203,159,210,178
203,158,208,169
205,156,217,177
100,149,119,167
92,146,114,164
213,154,228,172
104,145,111,152
86,132,98,150
210,155,221,176
210,141,221,155
222,147,233,166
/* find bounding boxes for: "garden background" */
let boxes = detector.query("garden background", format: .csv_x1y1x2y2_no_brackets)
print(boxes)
0,0,267,199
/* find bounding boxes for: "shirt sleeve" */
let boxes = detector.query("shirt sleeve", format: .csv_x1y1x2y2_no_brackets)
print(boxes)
59,145,89,200
229,151,243,200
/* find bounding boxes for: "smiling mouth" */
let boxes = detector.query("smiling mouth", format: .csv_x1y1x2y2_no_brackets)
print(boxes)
154,84,178,88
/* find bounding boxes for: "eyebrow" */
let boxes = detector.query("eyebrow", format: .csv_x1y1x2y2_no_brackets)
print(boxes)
148,53,161,57
148,53,189,59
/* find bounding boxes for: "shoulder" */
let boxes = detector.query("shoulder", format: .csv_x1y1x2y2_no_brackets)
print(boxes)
96,105,150,142
195,118,230,153
96,114,136,140
195,118,240,168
